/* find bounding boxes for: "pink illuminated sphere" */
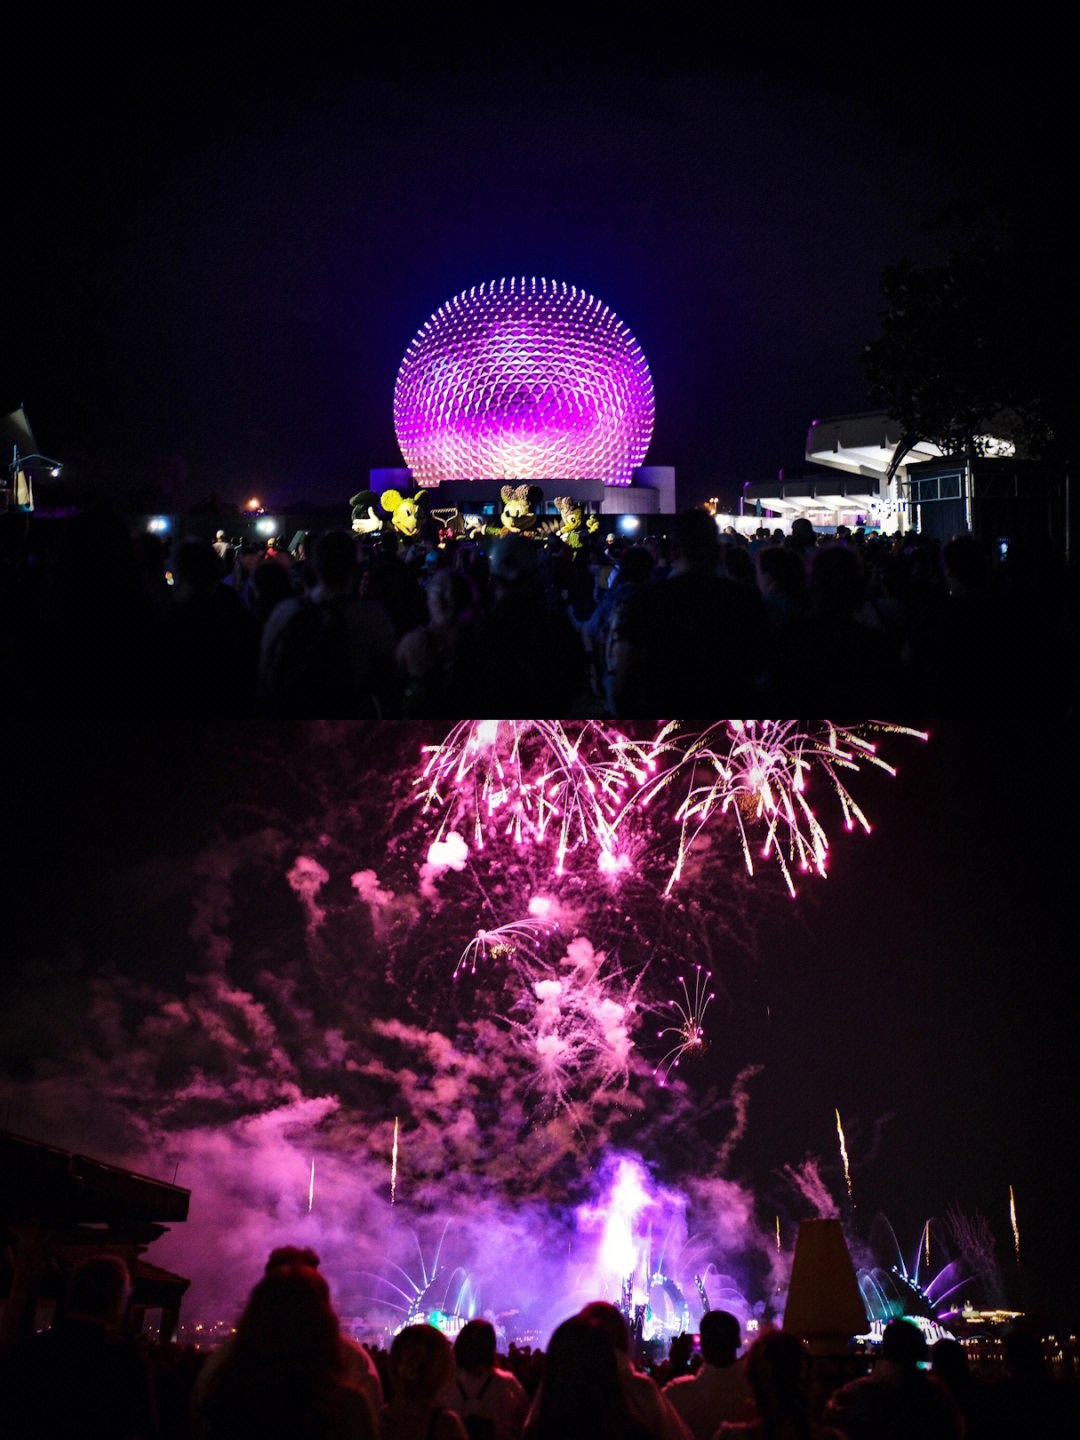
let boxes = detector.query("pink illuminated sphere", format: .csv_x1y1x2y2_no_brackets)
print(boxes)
394,278,654,485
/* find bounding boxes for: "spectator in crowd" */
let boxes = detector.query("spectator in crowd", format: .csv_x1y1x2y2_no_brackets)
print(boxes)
396,567,481,716
2,1252,158,1439
250,556,296,634
753,543,810,707
719,538,756,590
662,1311,751,1440
580,544,653,710
822,1317,962,1440
134,530,174,611
564,542,603,626
472,534,585,716
259,529,398,716
522,1313,661,1440
190,1263,376,1440
191,1245,383,1421
577,1302,692,1440
382,1323,469,1440
364,530,428,637
264,534,291,568
611,508,761,714
161,537,259,714
930,1337,985,1438
801,542,898,710
788,516,818,558
907,531,1006,709
664,1333,694,1384
716,1328,843,1440
224,538,264,613
982,1320,1078,1436
13,504,166,711
435,1318,529,1440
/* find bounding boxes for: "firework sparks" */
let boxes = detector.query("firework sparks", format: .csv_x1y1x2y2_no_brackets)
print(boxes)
636,722,928,898
7,715,949,1339
1010,1185,1020,1262
836,1108,853,1207
455,917,559,978
413,720,650,874
509,935,645,1110
654,965,712,1086
391,1118,399,1204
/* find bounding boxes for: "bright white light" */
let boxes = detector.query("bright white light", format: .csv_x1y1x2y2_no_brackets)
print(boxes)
975,435,1016,457
257,518,278,536
147,516,169,533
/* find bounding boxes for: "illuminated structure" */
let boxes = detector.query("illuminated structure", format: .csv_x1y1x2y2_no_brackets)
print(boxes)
394,278,654,486
857,1218,970,1340
740,410,1063,547
355,1227,479,1340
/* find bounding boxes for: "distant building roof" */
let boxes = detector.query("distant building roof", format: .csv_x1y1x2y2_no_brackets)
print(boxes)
805,412,947,479
0,1129,190,1236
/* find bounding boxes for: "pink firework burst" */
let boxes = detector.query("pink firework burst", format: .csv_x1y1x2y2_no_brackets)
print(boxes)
414,720,653,875
634,721,927,898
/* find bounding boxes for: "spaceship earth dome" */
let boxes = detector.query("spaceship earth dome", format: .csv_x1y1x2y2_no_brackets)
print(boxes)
394,277,654,485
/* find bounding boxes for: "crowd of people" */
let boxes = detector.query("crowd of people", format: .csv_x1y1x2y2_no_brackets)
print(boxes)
1,504,1072,716
3,1247,1078,1439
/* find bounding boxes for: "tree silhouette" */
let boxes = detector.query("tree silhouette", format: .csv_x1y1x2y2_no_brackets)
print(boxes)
863,190,1076,481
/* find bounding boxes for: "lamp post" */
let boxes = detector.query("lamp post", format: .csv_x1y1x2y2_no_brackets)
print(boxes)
8,449,63,511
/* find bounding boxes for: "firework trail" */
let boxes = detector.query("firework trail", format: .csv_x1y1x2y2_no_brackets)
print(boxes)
391,1118,399,1204
308,1157,315,1212
776,1215,781,1253
654,965,713,1086
1010,1185,1020,1262
836,1108,853,1207
946,1206,1006,1307
783,1157,840,1219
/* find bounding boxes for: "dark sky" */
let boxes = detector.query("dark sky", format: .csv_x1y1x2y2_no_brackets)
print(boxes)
3,719,1077,1328
4,16,1065,510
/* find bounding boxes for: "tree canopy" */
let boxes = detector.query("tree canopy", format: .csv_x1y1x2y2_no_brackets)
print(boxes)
863,191,1076,477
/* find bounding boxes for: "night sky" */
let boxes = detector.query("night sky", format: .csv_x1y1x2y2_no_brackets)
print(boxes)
3,719,1077,1331
4,16,1066,511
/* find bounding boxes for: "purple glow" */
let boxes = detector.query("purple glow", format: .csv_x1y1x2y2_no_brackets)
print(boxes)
394,278,654,485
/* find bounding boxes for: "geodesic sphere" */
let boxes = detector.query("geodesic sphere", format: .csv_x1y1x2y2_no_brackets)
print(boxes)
394,278,654,485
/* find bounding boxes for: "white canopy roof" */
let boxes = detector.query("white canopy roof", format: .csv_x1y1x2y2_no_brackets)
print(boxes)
804,412,945,479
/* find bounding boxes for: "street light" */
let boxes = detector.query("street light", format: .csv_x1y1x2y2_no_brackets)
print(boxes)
8,449,63,510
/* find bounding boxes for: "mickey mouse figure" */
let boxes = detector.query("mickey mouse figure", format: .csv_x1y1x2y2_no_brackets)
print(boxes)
380,488,428,538
499,483,544,535
349,490,383,536
553,495,600,549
